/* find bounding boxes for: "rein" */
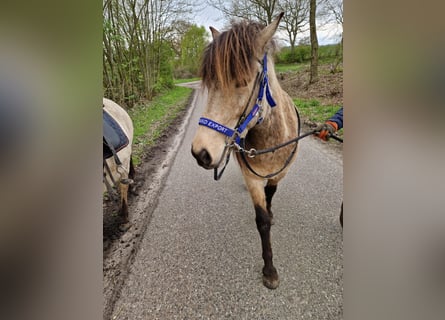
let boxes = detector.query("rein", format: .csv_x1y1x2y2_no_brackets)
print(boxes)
237,105,301,179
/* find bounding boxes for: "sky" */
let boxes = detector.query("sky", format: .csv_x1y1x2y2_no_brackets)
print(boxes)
193,6,225,32
193,6,343,46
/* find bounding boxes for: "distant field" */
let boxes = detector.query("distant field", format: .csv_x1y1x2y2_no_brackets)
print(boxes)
174,77,200,84
274,63,306,73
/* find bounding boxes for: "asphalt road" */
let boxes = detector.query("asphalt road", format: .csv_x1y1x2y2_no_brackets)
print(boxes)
111,83,343,320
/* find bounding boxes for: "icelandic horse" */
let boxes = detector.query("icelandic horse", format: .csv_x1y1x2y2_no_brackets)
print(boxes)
191,13,300,289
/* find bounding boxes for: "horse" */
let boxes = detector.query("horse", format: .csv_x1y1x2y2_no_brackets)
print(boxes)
103,97,134,223
191,13,300,289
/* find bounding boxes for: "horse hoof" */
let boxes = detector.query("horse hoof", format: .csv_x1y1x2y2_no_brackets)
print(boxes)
263,274,280,289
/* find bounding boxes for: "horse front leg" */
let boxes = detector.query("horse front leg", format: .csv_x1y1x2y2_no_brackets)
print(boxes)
245,178,280,289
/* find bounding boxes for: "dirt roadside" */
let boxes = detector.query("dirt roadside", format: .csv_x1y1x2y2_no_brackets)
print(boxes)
103,92,196,319
280,64,344,155
280,64,343,107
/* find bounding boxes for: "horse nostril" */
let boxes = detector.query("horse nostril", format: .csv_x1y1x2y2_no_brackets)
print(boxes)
192,148,212,168
200,149,212,166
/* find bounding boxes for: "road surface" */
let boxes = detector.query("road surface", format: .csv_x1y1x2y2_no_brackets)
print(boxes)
111,83,343,319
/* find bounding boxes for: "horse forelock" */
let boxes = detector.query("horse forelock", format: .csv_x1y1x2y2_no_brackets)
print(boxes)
200,21,270,92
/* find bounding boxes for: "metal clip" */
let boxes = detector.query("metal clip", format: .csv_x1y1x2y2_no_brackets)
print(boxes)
226,133,239,149
248,148,257,158
230,142,243,153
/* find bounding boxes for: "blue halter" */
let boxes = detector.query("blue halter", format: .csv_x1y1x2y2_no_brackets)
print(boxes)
198,54,276,145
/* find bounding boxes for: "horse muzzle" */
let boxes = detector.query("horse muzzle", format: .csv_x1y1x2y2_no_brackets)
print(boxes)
191,122,230,170
191,146,214,169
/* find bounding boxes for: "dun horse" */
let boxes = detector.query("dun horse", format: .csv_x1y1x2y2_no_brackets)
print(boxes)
103,98,134,222
191,13,300,289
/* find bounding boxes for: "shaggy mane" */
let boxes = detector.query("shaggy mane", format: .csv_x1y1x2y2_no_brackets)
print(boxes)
200,20,273,92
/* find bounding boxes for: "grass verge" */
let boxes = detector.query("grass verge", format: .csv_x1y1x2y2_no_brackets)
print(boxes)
174,77,200,84
293,98,343,138
274,63,305,73
293,98,340,123
129,85,193,165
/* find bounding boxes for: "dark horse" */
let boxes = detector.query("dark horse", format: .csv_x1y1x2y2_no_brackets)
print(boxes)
191,13,299,289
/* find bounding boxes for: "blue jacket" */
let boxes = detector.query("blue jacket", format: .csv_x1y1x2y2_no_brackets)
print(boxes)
329,107,343,130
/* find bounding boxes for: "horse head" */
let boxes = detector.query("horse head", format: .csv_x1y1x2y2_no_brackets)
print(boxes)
191,13,284,169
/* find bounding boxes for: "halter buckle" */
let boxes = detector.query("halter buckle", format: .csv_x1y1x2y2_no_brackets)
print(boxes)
247,148,257,158
256,101,264,124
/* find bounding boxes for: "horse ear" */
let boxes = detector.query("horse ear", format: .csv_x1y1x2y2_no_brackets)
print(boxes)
209,26,220,40
257,12,284,50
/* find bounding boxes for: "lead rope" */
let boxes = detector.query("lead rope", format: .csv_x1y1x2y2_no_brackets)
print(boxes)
237,106,302,179
234,108,343,179
238,129,342,157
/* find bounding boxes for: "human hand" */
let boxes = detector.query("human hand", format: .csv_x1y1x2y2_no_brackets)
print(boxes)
314,121,338,141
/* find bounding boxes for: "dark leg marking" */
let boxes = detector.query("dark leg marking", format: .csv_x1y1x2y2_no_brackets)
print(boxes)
254,204,279,289
264,184,277,223
129,156,135,180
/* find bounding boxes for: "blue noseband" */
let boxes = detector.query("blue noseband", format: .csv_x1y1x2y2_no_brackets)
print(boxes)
198,54,276,145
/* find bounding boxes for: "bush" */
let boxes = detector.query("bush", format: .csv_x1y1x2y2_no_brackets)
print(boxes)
318,43,343,63
173,66,195,80
276,43,343,64
276,45,311,64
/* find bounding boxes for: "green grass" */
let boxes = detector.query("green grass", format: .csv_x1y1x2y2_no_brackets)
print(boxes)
174,77,200,84
293,98,343,138
128,86,192,164
293,98,340,123
276,55,343,141
274,63,306,73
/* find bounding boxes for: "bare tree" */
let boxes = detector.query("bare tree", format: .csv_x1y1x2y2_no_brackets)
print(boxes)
207,0,312,57
309,0,319,83
208,0,279,24
319,0,342,72
323,0,342,25
277,0,309,52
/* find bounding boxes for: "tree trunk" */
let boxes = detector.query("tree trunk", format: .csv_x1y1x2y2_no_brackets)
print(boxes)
309,0,318,84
